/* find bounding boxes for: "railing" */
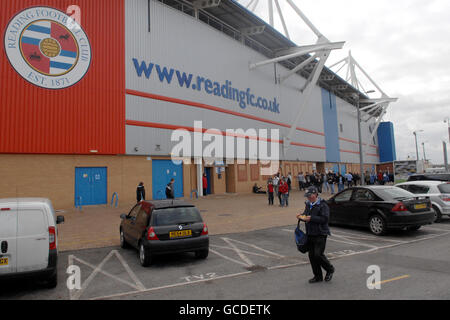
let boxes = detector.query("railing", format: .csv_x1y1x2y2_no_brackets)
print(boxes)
111,192,119,208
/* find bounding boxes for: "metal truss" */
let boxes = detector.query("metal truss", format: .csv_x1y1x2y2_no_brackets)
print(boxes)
241,0,345,156
329,51,398,153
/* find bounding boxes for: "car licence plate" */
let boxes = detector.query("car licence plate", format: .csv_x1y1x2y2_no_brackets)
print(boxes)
415,203,427,210
0,258,8,266
170,230,192,238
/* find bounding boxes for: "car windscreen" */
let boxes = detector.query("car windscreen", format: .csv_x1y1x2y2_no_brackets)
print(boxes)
152,207,202,226
375,187,414,200
438,183,450,194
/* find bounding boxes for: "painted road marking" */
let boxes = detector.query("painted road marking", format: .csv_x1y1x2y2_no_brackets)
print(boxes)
68,250,145,300
368,275,411,289
75,228,450,300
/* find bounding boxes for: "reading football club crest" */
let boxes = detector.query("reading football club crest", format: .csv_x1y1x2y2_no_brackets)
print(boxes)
4,7,91,89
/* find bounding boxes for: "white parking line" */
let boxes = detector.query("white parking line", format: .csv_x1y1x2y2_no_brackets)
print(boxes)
84,229,450,300
68,250,146,300
331,230,406,243
222,238,255,267
209,249,250,267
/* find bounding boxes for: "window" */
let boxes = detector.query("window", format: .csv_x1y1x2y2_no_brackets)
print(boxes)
408,185,430,194
128,205,141,219
335,189,353,202
238,164,248,182
353,189,376,201
152,207,202,226
250,164,260,181
438,183,450,193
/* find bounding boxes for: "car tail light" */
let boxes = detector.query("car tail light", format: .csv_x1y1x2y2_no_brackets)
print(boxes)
201,223,208,236
0,208,10,211
391,202,408,212
147,227,159,240
439,195,450,202
49,227,56,250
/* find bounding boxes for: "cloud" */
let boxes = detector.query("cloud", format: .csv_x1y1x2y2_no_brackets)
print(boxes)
240,0,450,164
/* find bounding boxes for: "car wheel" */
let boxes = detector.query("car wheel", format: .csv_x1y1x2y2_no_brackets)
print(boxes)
432,205,442,223
369,215,387,236
195,249,209,260
120,229,128,249
139,243,152,267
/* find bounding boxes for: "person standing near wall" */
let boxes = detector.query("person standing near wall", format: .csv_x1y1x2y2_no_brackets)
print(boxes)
202,174,208,196
165,178,175,199
267,179,274,206
279,177,289,207
136,182,145,203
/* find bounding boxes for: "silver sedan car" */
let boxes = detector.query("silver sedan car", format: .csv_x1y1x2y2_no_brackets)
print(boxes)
396,181,450,222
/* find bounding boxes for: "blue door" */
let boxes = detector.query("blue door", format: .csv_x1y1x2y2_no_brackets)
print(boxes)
152,160,183,200
75,167,107,206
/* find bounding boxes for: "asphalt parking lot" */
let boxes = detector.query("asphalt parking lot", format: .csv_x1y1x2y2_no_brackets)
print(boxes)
2,218,450,300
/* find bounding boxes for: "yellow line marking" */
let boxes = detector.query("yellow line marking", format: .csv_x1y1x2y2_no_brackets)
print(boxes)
369,275,410,288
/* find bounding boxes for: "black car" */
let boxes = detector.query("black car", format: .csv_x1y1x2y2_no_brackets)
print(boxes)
407,173,450,182
327,186,435,235
119,200,209,266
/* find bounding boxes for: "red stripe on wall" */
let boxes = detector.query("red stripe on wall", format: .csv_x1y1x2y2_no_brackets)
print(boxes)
126,89,380,150
125,120,331,150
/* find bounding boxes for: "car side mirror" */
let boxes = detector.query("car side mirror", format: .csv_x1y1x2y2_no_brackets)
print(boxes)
56,216,65,224
120,214,127,220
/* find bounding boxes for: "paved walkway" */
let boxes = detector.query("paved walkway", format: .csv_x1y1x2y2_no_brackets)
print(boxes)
57,189,335,252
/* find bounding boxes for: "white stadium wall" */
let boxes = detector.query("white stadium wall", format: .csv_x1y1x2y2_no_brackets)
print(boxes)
124,0,379,164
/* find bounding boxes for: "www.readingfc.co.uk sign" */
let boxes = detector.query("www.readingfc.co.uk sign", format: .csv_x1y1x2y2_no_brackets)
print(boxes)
4,6,91,89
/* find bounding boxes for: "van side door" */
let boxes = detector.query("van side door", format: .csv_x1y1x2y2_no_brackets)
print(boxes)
0,207,17,275
17,206,49,272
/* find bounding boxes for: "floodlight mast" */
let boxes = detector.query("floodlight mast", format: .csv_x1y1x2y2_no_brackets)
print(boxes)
244,0,345,156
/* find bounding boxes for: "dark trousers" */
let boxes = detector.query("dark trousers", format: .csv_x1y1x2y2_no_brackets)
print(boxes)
268,192,274,205
307,235,334,279
278,192,282,205
203,188,207,196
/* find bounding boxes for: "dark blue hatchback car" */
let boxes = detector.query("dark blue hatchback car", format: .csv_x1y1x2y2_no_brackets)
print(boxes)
120,200,209,266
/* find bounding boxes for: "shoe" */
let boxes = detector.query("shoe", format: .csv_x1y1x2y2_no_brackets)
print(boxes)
308,277,323,284
325,268,335,282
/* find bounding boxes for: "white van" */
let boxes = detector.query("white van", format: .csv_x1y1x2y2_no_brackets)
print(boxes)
0,198,64,288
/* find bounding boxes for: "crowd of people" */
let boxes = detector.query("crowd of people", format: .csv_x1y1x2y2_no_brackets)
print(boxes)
253,170,395,206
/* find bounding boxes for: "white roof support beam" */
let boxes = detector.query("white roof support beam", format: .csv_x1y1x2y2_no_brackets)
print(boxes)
249,42,344,70
286,0,326,41
274,0,290,40
243,0,345,156
268,0,274,27
280,54,318,83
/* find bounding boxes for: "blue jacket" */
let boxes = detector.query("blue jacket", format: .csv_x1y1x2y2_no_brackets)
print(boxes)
303,198,331,236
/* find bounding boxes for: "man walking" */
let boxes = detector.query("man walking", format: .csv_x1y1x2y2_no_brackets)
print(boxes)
136,182,145,202
297,187,335,283
165,178,175,199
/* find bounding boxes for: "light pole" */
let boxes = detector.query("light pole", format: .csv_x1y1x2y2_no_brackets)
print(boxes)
445,117,450,144
413,130,423,161
422,141,427,162
356,90,375,186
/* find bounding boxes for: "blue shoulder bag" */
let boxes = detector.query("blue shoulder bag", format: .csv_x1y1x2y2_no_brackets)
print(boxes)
295,219,309,254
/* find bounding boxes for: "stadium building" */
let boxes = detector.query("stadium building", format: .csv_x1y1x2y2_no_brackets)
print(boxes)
0,0,397,208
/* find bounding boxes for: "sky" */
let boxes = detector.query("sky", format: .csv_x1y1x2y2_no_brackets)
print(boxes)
238,0,450,165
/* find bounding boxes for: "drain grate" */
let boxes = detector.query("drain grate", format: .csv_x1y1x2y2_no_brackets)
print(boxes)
219,213,232,217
